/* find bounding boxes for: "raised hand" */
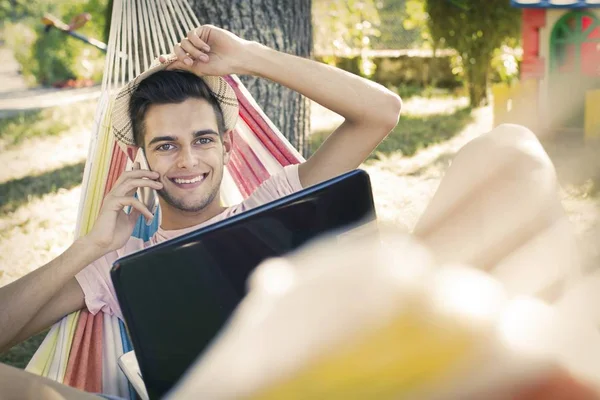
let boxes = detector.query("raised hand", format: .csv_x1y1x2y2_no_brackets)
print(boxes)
159,25,250,77
85,164,163,253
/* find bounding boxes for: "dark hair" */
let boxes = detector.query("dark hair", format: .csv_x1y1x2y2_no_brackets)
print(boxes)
129,70,226,147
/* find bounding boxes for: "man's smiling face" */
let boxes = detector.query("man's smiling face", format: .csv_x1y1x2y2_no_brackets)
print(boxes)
143,97,232,213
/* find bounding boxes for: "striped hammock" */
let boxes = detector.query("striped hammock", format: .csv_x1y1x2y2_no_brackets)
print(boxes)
25,0,304,397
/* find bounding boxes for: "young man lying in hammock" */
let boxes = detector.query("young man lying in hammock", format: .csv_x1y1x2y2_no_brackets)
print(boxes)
0,24,585,399
0,24,402,353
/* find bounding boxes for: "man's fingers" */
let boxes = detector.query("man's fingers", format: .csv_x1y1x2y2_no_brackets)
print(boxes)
173,43,191,65
114,169,159,186
165,60,188,71
187,29,210,53
118,178,163,197
180,39,209,63
164,60,191,72
128,206,142,223
119,197,154,221
194,25,213,42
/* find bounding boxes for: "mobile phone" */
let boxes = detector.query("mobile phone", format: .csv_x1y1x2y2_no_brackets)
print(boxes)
135,150,159,221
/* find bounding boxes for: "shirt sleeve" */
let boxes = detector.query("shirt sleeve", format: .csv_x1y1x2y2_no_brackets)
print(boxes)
75,252,121,317
239,164,303,209
75,238,145,320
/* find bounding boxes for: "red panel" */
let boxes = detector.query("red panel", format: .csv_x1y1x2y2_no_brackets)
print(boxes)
581,42,600,76
523,8,546,28
523,26,540,57
582,15,594,31
588,26,600,39
521,9,545,80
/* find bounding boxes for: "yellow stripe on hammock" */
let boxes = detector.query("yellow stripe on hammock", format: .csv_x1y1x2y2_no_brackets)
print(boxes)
78,99,115,236
26,323,59,375
25,311,81,379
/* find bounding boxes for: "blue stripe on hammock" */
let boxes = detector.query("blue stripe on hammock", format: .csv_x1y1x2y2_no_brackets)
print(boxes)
131,207,160,240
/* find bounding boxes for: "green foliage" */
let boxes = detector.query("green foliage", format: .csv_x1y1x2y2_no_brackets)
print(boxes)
312,0,381,76
3,0,109,86
0,0,49,23
490,42,521,84
401,0,431,47
313,0,381,55
376,0,427,49
2,22,38,86
425,0,521,106
313,0,430,52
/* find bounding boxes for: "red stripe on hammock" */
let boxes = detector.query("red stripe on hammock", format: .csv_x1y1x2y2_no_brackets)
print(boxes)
103,142,121,197
99,145,127,212
226,161,249,198
228,148,256,197
233,154,260,192
238,105,288,166
112,147,128,193
230,147,259,191
224,76,299,166
232,129,270,184
64,310,103,393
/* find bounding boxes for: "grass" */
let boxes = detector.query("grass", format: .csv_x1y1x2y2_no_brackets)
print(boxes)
0,330,49,369
0,101,96,151
0,102,93,369
310,106,473,160
0,161,85,214
0,110,68,150
390,84,460,100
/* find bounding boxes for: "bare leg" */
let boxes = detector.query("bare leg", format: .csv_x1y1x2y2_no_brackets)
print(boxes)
413,124,580,300
0,362,103,400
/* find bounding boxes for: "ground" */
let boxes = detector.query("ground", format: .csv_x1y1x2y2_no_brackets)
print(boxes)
1,58,599,368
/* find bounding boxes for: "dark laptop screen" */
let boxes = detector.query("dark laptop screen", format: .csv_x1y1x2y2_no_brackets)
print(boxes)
111,169,376,399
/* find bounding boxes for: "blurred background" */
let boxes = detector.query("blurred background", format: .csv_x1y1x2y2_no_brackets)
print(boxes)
0,0,599,368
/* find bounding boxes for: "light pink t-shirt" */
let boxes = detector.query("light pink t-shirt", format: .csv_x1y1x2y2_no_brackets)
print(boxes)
75,164,303,320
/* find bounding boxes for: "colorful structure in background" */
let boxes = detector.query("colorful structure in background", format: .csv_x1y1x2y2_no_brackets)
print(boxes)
494,0,600,139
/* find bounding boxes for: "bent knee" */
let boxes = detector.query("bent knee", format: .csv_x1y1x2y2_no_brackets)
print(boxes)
458,123,556,182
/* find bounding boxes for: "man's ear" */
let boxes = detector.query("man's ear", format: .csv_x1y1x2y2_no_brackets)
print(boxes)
222,130,234,164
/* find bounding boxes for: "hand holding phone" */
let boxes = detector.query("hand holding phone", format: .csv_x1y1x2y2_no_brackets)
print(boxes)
86,153,162,252
135,151,159,224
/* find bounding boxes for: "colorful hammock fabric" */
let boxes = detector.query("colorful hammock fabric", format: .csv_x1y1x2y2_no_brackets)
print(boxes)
25,0,304,397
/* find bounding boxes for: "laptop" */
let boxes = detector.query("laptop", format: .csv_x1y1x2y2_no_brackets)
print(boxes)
111,169,377,399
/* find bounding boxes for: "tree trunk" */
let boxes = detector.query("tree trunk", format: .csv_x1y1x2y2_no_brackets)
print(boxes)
189,0,312,157
465,57,490,108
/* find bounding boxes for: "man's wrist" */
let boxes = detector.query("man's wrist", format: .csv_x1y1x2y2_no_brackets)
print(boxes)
234,40,271,77
72,235,108,263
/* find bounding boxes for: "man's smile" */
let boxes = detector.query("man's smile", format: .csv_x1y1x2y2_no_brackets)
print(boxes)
168,173,208,189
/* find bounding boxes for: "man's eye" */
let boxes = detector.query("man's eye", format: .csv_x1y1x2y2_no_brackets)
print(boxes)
157,144,175,151
196,137,213,145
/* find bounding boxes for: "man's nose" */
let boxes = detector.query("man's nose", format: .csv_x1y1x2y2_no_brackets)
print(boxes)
176,147,198,169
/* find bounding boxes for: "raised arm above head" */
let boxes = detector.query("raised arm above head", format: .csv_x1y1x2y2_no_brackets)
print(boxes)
161,24,402,188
